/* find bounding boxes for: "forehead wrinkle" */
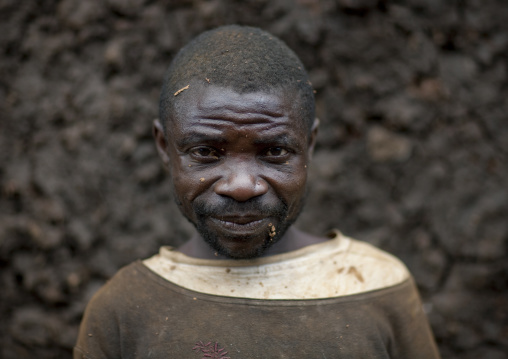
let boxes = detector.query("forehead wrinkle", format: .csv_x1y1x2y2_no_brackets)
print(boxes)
195,114,284,126
196,88,287,119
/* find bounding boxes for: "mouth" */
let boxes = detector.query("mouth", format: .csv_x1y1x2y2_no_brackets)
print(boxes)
208,216,270,235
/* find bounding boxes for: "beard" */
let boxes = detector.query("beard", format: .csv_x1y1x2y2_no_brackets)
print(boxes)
189,195,301,259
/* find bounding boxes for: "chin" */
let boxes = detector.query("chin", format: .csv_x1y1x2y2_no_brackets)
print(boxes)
203,232,281,260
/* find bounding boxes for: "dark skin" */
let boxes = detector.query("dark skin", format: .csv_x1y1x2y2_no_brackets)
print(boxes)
154,81,326,260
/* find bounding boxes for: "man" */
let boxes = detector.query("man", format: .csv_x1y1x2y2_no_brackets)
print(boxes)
75,25,440,358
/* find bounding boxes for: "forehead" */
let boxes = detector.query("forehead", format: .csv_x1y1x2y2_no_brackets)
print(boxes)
167,83,307,136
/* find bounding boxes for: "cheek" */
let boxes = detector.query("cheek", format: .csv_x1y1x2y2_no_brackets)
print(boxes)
270,166,308,205
172,173,206,201
170,165,210,211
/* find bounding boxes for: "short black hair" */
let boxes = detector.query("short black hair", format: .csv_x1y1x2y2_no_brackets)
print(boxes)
159,25,315,132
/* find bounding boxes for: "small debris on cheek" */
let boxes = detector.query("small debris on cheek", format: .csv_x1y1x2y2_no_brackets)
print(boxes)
200,177,205,182
174,84,190,96
268,223,276,239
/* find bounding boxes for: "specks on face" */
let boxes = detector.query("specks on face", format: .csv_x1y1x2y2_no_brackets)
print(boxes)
174,84,190,96
268,223,276,239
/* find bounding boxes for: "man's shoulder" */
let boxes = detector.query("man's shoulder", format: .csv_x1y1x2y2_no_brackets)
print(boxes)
329,234,411,292
84,261,152,310
342,235,409,271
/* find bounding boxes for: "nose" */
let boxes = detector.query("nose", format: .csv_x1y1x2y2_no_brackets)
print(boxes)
214,162,269,202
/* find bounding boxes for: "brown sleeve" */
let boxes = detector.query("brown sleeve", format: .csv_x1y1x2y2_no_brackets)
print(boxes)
74,291,121,358
74,276,124,359
385,279,441,359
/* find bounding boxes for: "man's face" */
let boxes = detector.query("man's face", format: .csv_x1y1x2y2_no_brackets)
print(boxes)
156,83,317,259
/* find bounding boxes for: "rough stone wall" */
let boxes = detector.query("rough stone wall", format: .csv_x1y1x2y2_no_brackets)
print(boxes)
1,0,507,358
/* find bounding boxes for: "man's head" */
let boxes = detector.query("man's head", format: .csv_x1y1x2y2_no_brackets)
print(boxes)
154,25,318,259
159,25,315,133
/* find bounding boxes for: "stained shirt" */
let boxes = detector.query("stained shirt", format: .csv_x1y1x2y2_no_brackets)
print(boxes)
75,233,440,359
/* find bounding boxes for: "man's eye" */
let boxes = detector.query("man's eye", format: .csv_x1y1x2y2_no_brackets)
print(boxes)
190,147,219,159
265,147,288,156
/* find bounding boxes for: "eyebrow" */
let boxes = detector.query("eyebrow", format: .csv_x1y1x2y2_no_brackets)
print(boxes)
175,132,227,148
252,134,301,148
174,131,303,149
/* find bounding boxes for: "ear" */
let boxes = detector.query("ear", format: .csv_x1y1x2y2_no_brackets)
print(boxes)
307,117,319,160
153,118,171,167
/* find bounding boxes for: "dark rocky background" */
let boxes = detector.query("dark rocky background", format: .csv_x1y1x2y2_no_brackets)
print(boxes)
1,0,507,358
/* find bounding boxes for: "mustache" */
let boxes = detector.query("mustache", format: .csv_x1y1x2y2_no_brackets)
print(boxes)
193,196,287,218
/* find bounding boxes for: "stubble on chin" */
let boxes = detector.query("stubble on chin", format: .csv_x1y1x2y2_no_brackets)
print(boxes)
195,223,287,260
